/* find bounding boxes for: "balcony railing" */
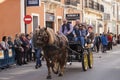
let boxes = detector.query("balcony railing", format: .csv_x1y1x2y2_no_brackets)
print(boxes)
54,0,61,2
85,0,104,12
42,0,61,3
65,0,80,6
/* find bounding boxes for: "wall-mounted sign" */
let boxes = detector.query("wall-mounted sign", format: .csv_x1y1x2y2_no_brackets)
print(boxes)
66,14,80,20
27,0,39,6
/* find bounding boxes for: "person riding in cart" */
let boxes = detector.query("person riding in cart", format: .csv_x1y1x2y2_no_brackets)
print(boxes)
59,19,73,41
73,20,87,47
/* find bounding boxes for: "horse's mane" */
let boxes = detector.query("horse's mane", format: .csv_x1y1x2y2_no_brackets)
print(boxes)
46,27,56,44
46,27,69,45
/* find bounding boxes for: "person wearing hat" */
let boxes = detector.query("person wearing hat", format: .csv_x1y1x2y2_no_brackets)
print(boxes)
73,20,81,41
73,20,87,47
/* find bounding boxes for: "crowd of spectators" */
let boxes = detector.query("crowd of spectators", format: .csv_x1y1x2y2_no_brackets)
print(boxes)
0,33,37,67
93,32,120,53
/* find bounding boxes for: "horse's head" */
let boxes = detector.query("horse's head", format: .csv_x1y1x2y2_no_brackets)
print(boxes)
34,28,49,47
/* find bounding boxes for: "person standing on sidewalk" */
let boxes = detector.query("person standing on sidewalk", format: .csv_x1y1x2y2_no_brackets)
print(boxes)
94,33,101,53
101,33,108,53
8,36,15,57
20,34,29,64
33,26,42,69
14,34,24,66
107,33,113,50
1,36,9,67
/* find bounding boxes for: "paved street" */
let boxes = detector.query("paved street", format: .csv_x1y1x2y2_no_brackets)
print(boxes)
0,45,120,80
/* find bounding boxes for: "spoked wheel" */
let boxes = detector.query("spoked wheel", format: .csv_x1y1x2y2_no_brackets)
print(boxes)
82,51,88,71
88,51,93,69
52,62,59,74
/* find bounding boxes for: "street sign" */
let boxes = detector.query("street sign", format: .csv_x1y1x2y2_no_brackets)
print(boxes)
66,14,80,20
24,15,32,24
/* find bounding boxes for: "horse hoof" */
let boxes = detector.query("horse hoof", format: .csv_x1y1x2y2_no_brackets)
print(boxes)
58,73,63,77
54,71,58,74
46,75,52,79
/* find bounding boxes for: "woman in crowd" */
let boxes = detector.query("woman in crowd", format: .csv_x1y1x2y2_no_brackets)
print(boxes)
14,34,23,66
107,33,113,50
26,34,31,62
20,33,30,64
8,36,15,56
1,36,9,67
0,43,3,50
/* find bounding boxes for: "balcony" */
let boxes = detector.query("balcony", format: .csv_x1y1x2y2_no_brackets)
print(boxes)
65,0,80,6
84,0,104,13
42,0,61,4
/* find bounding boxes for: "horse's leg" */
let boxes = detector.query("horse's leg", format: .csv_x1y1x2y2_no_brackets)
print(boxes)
59,59,65,77
58,64,64,77
46,59,52,79
59,50,68,77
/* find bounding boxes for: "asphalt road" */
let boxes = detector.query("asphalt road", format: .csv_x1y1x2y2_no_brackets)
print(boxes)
0,45,120,80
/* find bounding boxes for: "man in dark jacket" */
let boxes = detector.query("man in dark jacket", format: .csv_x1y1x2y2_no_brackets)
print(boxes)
59,19,73,41
94,33,101,53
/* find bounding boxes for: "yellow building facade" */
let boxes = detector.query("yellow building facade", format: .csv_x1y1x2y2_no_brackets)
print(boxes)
83,0,104,33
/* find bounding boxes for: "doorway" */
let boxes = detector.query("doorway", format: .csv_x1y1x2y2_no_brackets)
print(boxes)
46,21,54,29
32,13,39,33
33,16,38,32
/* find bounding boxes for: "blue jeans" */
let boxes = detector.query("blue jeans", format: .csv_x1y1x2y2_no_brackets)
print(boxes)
35,48,41,66
75,37,85,47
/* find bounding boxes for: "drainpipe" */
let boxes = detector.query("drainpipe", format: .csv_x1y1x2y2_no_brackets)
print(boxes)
82,0,84,23
117,3,119,37
24,0,27,34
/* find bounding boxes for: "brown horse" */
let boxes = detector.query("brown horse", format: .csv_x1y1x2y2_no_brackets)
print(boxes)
33,27,68,79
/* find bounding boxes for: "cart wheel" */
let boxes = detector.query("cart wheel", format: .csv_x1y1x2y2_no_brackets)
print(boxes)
82,51,88,71
88,51,93,69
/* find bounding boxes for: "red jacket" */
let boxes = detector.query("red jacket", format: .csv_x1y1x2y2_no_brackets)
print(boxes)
107,35,112,42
